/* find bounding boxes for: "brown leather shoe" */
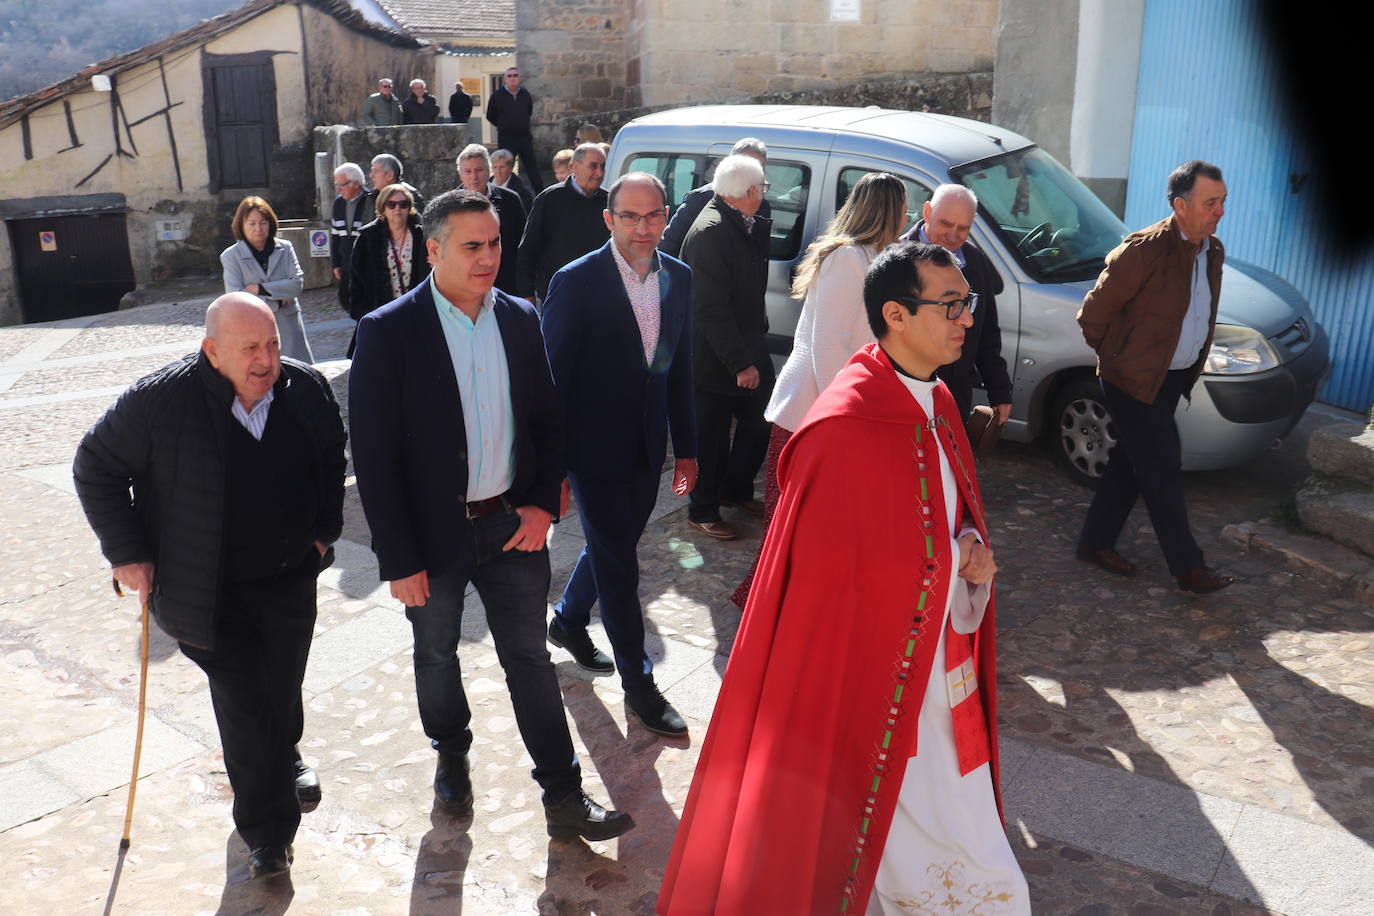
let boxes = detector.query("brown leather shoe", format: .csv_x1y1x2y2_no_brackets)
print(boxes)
1075,546,1138,576
1177,566,1236,594
688,519,739,541
720,498,765,518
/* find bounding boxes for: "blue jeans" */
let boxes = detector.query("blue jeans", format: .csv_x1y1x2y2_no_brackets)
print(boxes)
405,507,580,801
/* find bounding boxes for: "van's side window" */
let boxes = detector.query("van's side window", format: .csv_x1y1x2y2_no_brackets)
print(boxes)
623,153,710,209
837,168,932,234
761,160,810,262
625,153,810,262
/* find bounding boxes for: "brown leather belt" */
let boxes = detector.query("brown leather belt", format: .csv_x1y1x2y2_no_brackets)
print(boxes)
466,492,510,520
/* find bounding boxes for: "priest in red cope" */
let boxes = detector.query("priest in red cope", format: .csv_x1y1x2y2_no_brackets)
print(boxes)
659,241,1028,915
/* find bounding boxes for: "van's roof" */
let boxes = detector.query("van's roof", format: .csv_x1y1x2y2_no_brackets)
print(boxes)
622,105,1033,166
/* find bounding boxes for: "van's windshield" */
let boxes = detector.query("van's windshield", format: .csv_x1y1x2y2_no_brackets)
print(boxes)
952,146,1129,284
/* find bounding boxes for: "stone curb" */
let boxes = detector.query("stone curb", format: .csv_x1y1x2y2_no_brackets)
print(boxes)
1222,519,1374,604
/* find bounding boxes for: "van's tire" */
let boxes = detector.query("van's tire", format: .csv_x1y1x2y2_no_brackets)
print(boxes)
1049,376,1117,486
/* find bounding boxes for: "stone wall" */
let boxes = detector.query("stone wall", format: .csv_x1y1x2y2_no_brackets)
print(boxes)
313,123,474,209
517,0,632,126
534,71,994,162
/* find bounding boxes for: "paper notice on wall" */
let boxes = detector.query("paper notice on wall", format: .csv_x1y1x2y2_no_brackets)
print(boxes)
39,230,56,252
831,0,860,21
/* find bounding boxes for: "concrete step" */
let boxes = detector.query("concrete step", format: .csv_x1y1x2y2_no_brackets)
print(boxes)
1297,476,1374,558
1307,419,1374,487
1222,519,1374,604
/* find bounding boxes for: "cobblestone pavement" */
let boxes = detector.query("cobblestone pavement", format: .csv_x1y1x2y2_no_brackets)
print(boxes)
0,288,1369,915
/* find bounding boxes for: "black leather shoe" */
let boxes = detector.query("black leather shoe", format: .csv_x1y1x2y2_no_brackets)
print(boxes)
625,682,688,737
545,791,635,841
293,755,321,812
1177,566,1236,594
548,617,615,673
434,752,474,816
247,844,293,880
1075,545,1138,576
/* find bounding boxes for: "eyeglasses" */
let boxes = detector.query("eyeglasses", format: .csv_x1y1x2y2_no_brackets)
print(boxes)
384,199,411,210
333,180,357,190
612,210,667,228
895,291,980,321
755,181,771,193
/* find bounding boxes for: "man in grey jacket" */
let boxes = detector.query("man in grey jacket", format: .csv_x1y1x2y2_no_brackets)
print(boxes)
362,78,402,127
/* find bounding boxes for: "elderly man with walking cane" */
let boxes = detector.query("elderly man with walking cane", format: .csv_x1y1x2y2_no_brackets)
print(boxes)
73,292,347,880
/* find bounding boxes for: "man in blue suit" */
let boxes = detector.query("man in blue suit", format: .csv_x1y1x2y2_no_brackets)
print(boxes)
349,190,632,840
541,173,698,737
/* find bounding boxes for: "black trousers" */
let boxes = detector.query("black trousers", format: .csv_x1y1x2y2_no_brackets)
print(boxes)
689,384,772,523
1078,370,1204,576
555,466,662,690
179,556,317,849
499,133,544,192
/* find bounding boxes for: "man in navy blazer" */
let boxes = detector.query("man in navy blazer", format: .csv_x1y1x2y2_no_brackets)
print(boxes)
541,173,698,737
348,190,632,840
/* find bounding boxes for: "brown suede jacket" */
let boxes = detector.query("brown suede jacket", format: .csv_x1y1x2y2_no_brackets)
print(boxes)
1077,214,1224,404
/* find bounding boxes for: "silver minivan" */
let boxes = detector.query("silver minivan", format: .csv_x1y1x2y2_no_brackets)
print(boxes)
607,105,1330,483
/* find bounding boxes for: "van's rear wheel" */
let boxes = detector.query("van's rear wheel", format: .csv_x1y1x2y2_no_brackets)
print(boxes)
1050,376,1117,486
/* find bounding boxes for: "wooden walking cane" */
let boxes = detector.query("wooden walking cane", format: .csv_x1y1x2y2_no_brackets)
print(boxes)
114,578,150,850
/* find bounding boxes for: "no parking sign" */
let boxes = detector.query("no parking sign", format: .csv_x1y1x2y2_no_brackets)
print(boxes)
309,229,330,258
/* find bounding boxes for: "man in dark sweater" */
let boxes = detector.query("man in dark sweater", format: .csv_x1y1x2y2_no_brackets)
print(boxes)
485,66,544,191
456,143,527,294
73,293,346,881
401,78,439,124
447,82,473,123
516,143,609,302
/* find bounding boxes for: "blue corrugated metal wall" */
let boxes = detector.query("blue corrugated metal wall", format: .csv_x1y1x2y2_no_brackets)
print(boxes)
1125,0,1373,411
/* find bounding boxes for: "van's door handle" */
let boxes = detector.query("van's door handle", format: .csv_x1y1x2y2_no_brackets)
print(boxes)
1289,172,1307,194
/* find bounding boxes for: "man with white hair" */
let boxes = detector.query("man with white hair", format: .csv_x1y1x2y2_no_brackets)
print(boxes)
370,153,426,214
660,137,772,258
330,162,371,316
516,143,609,301
456,143,527,293
491,148,534,211
901,184,1012,423
74,293,346,880
401,78,439,124
679,154,774,540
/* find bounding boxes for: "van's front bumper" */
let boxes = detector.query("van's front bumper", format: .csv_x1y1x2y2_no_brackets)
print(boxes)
1179,322,1330,470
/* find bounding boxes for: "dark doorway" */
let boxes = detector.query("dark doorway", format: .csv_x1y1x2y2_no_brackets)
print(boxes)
7,213,137,322
204,53,278,191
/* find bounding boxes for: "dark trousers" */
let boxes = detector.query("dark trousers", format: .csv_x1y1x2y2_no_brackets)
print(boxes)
689,385,772,523
405,507,581,802
179,557,317,849
500,133,544,192
555,466,661,690
1079,371,1205,576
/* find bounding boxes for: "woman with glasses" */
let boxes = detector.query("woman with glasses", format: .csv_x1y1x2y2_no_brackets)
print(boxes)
732,171,907,607
220,196,314,363
347,184,427,356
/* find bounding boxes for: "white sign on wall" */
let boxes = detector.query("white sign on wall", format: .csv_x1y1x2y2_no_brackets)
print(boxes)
309,229,331,258
831,0,860,21
156,220,186,241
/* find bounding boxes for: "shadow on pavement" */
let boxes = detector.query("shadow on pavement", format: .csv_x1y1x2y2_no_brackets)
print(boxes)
409,808,473,914
215,832,294,915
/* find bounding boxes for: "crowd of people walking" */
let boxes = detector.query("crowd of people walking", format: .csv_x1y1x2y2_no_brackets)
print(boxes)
75,66,1237,911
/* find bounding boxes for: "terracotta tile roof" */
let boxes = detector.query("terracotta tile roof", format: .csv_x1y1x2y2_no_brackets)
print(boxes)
375,0,514,39
0,0,423,129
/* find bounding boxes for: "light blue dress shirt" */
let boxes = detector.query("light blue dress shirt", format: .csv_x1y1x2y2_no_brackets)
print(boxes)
431,277,516,501
1170,232,1212,370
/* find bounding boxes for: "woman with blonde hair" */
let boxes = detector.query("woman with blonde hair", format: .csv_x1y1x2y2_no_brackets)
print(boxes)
732,171,907,606
220,196,313,363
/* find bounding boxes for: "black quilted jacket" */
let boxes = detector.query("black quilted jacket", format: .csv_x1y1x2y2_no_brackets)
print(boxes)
73,351,346,650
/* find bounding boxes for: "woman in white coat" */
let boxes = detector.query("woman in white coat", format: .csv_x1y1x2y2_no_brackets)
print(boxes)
732,171,908,607
220,196,314,363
